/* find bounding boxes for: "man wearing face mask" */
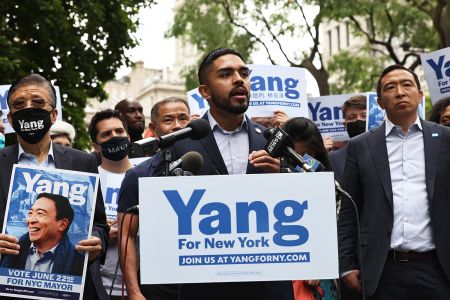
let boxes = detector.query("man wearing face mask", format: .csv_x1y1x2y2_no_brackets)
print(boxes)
0,74,109,300
89,109,133,299
329,95,367,186
0,110,5,149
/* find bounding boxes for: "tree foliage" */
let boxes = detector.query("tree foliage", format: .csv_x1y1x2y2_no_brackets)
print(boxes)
168,0,256,90
168,0,331,94
170,0,450,96
0,0,154,149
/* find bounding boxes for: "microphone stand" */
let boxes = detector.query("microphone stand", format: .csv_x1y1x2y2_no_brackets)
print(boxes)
162,148,172,176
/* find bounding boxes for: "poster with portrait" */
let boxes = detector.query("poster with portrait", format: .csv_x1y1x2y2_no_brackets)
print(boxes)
0,165,98,300
0,85,63,135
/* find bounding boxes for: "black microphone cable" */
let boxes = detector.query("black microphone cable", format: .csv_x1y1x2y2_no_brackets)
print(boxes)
110,206,138,300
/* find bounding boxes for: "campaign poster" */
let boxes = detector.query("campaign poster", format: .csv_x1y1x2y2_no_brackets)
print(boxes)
186,64,309,120
0,165,98,300
308,93,364,142
0,85,63,135
367,92,426,130
139,173,338,284
420,47,450,104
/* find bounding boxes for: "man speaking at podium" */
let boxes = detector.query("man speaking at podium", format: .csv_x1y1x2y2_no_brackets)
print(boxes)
152,48,293,300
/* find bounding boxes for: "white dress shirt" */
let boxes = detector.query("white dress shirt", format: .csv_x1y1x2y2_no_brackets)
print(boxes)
207,111,249,175
18,142,56,168
385,117,435,251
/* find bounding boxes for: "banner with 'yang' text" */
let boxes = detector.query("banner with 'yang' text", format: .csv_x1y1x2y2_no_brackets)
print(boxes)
139,173,338,284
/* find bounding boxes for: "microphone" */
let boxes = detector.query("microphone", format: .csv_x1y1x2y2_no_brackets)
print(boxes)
169,151,204,175
264,127,313,172
264,127,350,198
295,153,325,172
159,119,210,148
130,119,211,156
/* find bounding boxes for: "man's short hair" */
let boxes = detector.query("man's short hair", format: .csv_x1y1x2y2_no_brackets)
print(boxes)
376,64,421,97
88,109,127,143
36,193,74,235
198,48,245,85
150,97,190,124
429,96,450,124
7,74,57,108
342,95,367,118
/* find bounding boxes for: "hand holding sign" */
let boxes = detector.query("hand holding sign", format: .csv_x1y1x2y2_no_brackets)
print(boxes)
0,234,20,255
75,236,102,262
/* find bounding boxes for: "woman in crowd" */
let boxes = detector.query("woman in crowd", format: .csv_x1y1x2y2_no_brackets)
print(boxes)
283,117,338,300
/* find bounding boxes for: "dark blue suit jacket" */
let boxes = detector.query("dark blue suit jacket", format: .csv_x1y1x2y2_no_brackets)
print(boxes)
338,120,450,295
329,146,347,185
0,233,84,276
154,114,294,300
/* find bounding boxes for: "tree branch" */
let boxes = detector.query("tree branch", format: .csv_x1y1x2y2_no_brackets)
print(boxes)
219,0,276,64
255,7,299,66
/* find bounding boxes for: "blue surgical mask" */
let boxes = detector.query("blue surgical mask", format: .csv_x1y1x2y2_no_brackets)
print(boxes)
0,134,5,149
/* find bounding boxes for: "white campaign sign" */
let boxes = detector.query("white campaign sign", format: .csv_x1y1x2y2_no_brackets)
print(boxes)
308,93,364,142
420,47,450,104
186,64,309,119
139,173,338,284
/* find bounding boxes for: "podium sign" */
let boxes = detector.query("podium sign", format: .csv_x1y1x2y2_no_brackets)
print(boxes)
139,172,338,284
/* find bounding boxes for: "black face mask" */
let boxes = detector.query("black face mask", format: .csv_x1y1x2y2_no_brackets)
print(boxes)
347,120,366,138
12,107,53,144
100,136,130,161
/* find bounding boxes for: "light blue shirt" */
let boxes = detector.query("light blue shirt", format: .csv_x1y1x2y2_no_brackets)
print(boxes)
18,142,56,168
207,111,249,175
25,243,58,273
385,116,434,251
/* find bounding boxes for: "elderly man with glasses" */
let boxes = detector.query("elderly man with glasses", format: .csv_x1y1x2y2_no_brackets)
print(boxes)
0,74,109,300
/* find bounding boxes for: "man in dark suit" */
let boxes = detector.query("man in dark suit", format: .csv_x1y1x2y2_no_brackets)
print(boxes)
117,97,191,300
329,94,366,185
338,65,450,299
0,74,109,299
151,48,291,300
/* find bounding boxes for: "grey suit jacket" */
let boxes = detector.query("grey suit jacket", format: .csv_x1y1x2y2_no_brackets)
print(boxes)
338,120,450,295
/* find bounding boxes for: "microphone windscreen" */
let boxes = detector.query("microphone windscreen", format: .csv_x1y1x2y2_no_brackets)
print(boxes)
263,128,275,140
180,151,204,175
186,119,210,140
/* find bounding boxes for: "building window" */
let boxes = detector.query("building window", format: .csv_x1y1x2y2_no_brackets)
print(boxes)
327,30,332,56
346,21,350,47
336,26,341,51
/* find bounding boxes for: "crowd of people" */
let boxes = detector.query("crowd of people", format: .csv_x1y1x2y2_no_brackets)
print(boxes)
0,47,449,300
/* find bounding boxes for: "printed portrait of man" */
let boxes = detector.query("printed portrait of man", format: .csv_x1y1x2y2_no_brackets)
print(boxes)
0,193,84,276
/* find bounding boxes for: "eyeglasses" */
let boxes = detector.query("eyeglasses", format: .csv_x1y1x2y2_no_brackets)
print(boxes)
11,98,53,110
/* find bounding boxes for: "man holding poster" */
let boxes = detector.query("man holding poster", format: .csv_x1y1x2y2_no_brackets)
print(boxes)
152,48,292,300
0,193,84,276
0,74,109,299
